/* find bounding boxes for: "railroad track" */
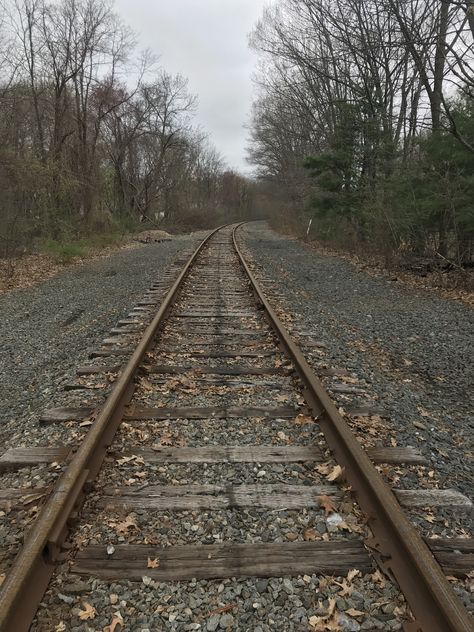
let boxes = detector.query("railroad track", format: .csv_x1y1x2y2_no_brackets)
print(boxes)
0,224,472,631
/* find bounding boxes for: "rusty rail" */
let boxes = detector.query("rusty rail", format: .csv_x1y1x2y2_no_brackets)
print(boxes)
232,223,473,632
0,223,471,632
0,226,222,632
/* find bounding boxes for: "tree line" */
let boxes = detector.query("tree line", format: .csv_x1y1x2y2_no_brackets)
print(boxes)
248,0,474,265
0,0,254,260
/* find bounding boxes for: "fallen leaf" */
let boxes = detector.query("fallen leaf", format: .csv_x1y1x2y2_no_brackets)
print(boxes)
390,437,397,447
371,569,387,588
114,513,138,535
55,623,66,632
309,596,342,630
286,532,298,541
147,557,160,568
139,378,155,392
347,569,360,582
78,602,96,621
317,495,336,515
326,465,344,482
315,463,332,476
116,455,144,465
277,431,290,443
294,414,313,425
103,612,124,632
332,578,352,597
418,407,430,417
159,432,174,446
303,527,318,541
346,608,365,617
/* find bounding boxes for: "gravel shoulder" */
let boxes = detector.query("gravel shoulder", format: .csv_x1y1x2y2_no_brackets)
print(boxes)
0,233,205,444
241,222,474,500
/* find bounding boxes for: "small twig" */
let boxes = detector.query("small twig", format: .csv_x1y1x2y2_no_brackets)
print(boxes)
435,251,464,271
200,603,238,620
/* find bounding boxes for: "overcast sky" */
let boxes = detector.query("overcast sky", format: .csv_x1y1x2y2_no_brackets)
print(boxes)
115,0,268,173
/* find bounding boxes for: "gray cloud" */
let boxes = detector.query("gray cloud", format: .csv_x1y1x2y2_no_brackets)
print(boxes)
115,0,267,172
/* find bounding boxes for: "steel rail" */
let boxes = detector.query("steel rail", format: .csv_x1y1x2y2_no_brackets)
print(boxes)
0,226,223,632
232,223,473,632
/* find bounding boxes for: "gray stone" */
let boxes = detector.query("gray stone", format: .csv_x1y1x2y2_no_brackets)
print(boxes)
219,613,234,629
207,615,220,631
282,578,294,594
256,579,269,593
338,613,361,631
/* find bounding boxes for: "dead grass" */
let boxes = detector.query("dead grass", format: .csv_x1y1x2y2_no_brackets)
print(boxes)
0,241,141,295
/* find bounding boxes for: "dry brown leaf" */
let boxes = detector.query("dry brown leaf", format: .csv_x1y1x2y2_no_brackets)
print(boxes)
294,414,313,425
78,602,96,621
347,569,360,582
390,437,397,447
418,407,430,417
309,598,339,631
277,431,290,443
55,623,66,632
371,569,387,588
333,578,352,597
275,394,289,403
103,612,124,632
315,463,332,476
117,455,144,465
139,378,155,392
303,527,318,541
345,608,365,617
115,513,138,535
339,375,359,384
147,557,160,568
317,494,336,515
159,432,174,446
286,532,298,541
326,464,344,482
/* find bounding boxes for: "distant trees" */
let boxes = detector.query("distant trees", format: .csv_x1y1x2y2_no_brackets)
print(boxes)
248,0,474,264
0,0,254,260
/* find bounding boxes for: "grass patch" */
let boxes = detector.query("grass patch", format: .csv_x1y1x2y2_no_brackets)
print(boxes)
40,232,128,263
41,238,88,263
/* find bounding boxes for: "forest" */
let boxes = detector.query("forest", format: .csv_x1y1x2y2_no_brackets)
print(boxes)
247,0,474,267
1,0,473,273
0,0,255,262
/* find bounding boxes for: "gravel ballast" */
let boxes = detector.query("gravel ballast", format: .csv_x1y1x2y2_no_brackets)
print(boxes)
241,222,473,499
0,234,204,446
2,224,472,630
